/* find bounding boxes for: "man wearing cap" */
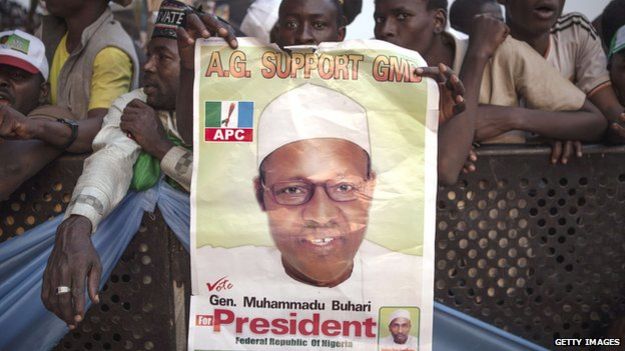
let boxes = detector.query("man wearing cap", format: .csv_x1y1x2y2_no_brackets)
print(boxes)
0,30,81,200
194,84,423,297
40,0,236,330
255,83,378,288
379,309,418,351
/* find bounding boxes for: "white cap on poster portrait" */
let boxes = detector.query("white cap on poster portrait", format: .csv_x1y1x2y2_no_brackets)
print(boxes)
389,309,412,322
256,83,371,167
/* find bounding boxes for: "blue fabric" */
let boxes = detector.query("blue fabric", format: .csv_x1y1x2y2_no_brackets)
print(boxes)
157,180,190,251
433,302,548,351
0,181,190,351
0,180,548,351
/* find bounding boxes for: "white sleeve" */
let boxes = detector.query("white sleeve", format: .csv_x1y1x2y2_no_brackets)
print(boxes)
160,146,192,192
65,92,142,233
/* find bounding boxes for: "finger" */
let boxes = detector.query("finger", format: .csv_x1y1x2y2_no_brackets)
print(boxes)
619,112,625,124
186,12,211,39
120,111,139,123
47,258,64,318
574,141,582,158
611,123,625,140
126,99,146,108
469,150,478,162
437,63,448,85
177,26,195,47
447,74,466,98
88,259,102,305
551,142,562,164
71,267,87,323
41,262,53,311
463,162,476,173
414,67,440,81
562,141,573,165
199,13,238,48
57,268,76,327
452,99,466,115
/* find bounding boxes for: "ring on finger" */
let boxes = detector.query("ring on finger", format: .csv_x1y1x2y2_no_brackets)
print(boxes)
56,286,71,295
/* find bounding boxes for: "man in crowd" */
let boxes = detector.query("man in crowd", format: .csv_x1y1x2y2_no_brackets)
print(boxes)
253,84,378,288
373,0,606,167
39,0,139,151
498,0,625,145
449,0,503,36
39,0,236,330
379,309,418,351
0,30,62,200
194,83,424,296
0,0,142,200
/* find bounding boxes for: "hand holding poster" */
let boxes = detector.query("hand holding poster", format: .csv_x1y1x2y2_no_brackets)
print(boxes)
189,38,439,351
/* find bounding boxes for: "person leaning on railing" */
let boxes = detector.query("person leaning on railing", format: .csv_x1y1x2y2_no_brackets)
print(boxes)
0,31,77,200
38,0,237,331
373,0,606,175
499,0,625,154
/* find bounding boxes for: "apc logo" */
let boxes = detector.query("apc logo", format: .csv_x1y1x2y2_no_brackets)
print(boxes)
196,315,214,327
204,101,254,142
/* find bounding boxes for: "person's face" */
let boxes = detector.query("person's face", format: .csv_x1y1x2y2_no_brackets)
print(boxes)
143,37,180,110
611,53,625,107
499,0,565,36
275,0,345,48
43,0,84,17
0,64,47,115
389,317,412,344
255,139,375,287
374,0,444,54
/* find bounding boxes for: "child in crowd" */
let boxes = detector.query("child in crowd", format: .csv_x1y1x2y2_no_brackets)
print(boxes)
499,0,625,144
374,0,605,166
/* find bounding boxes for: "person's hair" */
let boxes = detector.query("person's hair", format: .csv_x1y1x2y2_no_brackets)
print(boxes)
449,0,495,32
426,0,448,11
601,0,625,49
278,0,346,26
373,0,447,12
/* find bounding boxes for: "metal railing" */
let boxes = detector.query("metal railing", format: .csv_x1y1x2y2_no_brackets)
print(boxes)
2,145,624,349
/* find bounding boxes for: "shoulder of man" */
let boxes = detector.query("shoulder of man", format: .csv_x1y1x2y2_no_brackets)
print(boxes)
551,12,600,42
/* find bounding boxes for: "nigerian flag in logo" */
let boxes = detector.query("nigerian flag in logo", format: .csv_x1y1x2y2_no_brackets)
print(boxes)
204,101,254,142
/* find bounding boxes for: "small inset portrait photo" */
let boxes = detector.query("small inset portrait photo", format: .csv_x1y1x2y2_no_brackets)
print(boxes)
378,307,420,351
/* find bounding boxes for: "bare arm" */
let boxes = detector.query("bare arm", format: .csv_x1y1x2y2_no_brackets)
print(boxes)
0,140,62,201
31,109,106,153
437,15,509,185
475,99,607,142
590,86,625,123
436,55,486,185
589,86,625,143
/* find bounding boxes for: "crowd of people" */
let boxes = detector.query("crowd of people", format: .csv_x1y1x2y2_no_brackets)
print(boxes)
0,0,624,338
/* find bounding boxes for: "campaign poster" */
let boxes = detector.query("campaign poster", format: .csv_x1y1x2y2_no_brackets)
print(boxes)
189,38,439,351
